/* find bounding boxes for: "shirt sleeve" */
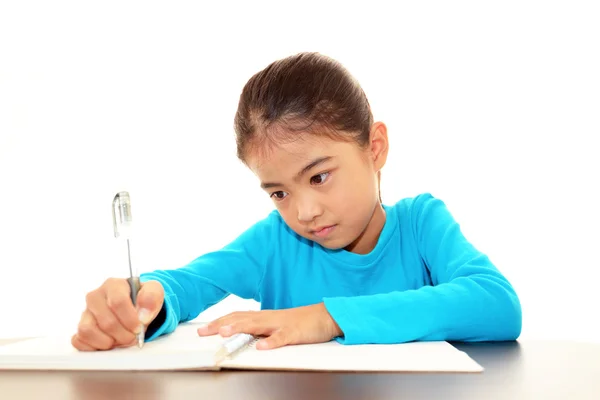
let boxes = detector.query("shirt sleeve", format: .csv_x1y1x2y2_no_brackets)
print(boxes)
140,212,278,340
323,194,522,345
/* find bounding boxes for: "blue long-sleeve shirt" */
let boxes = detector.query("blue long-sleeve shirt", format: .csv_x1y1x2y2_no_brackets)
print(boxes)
140,193,522,344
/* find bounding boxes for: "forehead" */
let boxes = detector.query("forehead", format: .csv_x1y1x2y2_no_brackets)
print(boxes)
247,135,358,178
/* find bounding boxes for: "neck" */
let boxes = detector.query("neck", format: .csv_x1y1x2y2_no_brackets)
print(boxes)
344,202,386,255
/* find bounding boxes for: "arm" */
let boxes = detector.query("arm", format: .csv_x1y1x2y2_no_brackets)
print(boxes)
140,212,278,340
323,194,522,345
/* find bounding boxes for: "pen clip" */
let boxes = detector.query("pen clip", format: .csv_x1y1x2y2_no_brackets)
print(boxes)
112,191,132,239
112,194,120,238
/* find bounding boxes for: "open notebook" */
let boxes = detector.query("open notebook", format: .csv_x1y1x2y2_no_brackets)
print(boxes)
0,322,483,372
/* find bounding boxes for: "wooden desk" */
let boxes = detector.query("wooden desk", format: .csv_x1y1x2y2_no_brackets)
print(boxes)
1,339,599,399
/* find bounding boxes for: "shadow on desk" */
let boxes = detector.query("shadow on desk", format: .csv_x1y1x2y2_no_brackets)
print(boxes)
452,340,523,368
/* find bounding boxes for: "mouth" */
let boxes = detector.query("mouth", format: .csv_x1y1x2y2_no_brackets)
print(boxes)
310,224,337,239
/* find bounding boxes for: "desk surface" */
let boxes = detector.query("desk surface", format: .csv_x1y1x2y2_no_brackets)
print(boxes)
0,339,599,400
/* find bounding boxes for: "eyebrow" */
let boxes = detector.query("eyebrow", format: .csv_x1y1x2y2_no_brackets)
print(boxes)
260,156,334,189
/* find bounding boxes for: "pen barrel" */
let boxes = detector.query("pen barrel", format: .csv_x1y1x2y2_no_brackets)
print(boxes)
128,276,141,306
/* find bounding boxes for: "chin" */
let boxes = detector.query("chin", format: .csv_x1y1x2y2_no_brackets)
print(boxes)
318,242,346,250
315,236,356,251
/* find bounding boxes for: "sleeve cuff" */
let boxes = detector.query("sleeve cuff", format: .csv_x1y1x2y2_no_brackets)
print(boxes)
144,293,178,341
323,297,357,345
140,275,179,341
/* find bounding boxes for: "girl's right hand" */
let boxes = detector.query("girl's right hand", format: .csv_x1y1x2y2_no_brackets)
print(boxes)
71,278,164,351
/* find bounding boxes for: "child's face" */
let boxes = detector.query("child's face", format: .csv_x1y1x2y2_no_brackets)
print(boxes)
247,125,388,254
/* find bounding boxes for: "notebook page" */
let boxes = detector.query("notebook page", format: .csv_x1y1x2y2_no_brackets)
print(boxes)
0,322,221,371
222,340,484,372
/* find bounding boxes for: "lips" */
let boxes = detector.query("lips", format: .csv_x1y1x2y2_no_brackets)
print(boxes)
310,224,336,238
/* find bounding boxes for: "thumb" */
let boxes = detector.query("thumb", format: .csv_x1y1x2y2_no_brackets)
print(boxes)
136,280,164,325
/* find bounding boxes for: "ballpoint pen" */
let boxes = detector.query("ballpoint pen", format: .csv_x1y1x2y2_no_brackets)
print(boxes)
214,333,255,365
112,191,145,349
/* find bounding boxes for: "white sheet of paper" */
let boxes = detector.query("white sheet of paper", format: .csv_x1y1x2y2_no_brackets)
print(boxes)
0,322,222,371
223,337,483,372
0,322,483,372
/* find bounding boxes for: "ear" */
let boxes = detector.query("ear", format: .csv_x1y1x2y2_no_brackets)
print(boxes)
369,121,389,172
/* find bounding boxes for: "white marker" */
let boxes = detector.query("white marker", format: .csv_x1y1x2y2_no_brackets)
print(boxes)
214,333,255,364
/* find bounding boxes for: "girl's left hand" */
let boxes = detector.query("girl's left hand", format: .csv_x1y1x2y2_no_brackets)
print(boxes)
197,303,343,350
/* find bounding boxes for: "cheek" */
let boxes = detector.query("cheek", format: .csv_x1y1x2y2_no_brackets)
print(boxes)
276,201,301,228
332,174,377,222
333,173,376,207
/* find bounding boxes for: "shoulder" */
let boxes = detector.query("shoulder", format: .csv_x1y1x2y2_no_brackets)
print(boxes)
388,192,447,218
229,208,303,246
232,208,285,239
387,193,456,234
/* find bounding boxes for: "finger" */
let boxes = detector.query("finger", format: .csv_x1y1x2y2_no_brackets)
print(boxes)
197,316,233,336
87,290,136,346
218,319,260,338
256,329,291,350
71,334,95,351
200,312,275,338
135,280,165,326
116,337,138,349
76,310,115,350
197,312,248,336
104,278,139,333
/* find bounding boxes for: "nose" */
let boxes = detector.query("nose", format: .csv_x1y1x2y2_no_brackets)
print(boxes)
296,194,323,223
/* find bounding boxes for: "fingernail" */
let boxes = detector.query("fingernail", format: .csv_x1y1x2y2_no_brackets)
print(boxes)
256,340,268,350
197,325,208,334
138,308,151,324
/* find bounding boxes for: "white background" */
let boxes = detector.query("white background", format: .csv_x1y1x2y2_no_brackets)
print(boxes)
1,1,598,342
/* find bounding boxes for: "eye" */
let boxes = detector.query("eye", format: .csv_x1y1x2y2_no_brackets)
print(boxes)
310,172,330,185
270,191,288,201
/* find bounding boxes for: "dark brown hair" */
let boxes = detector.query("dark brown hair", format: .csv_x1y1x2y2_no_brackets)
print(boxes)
233,52,374,163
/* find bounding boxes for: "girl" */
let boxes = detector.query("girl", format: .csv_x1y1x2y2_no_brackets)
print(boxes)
72,52,521,351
